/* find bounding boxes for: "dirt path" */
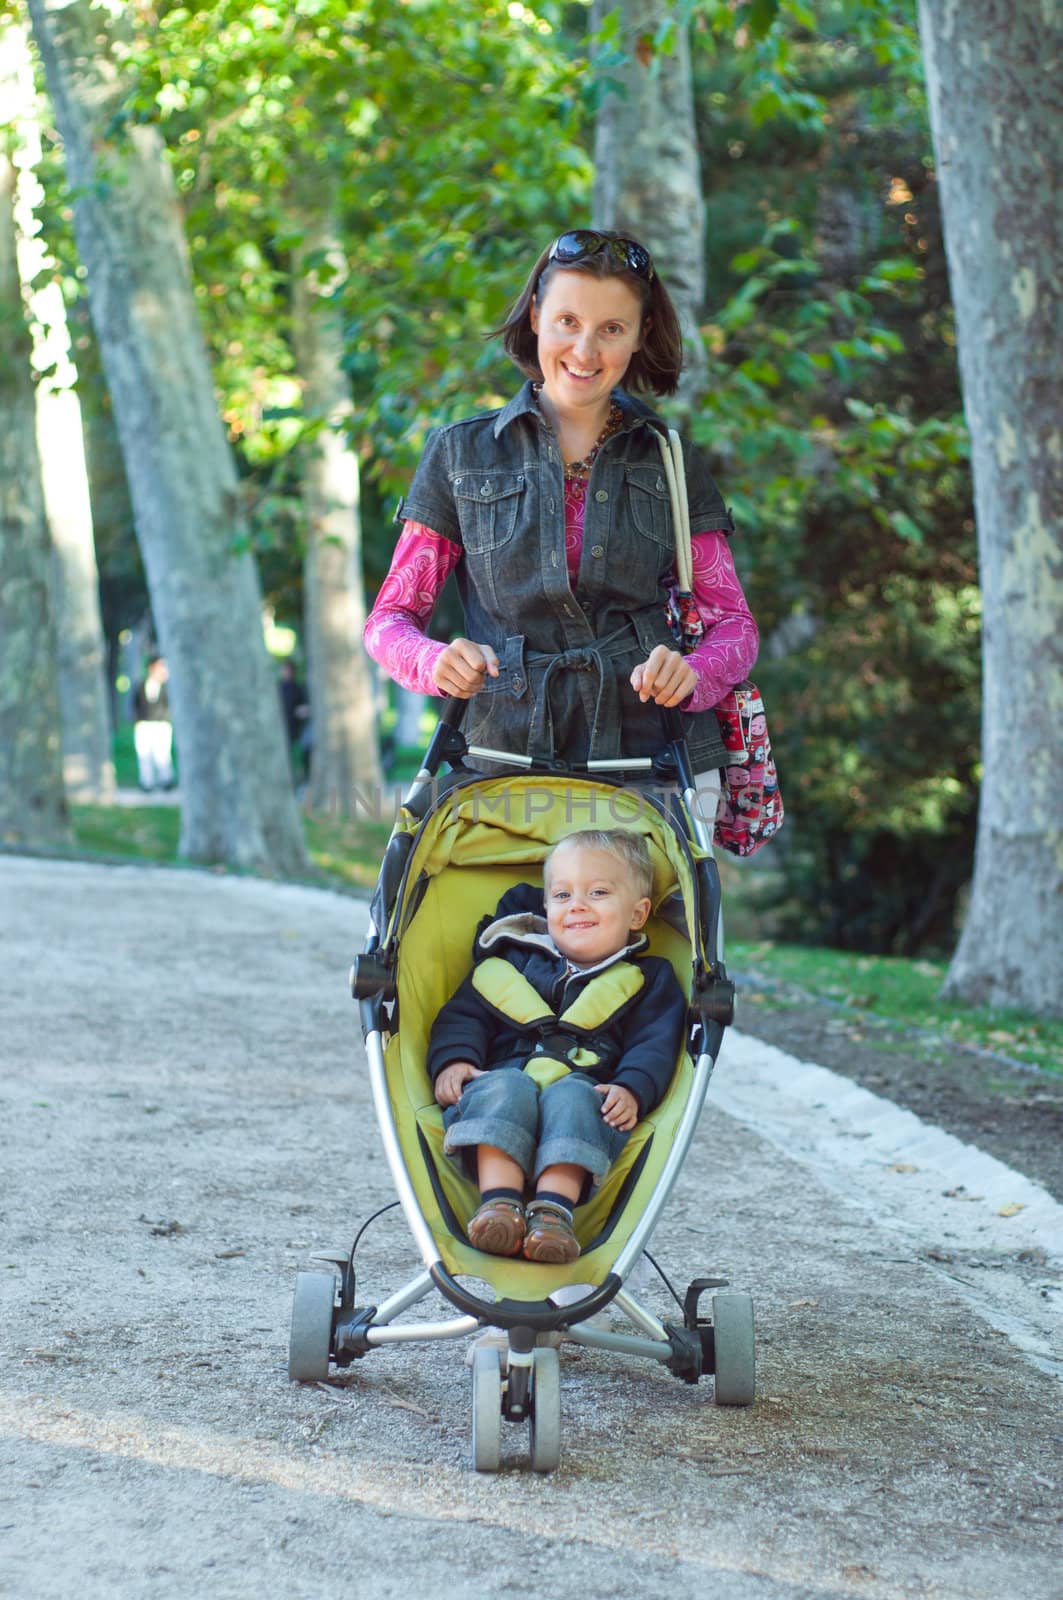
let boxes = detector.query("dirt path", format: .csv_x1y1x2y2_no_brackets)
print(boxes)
2,857,1060,1600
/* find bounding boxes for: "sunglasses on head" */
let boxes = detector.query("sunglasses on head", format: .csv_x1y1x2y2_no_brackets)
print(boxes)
547,230,655,282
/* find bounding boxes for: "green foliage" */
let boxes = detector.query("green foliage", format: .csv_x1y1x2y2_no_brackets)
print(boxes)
680,0,977,955
116,0,591,596
38,0,984,959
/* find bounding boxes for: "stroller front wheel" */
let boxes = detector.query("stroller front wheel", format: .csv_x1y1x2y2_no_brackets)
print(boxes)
712,1291,756,1406
528,1346,562,1473
471,1345,503,1472
288,1271,336,1382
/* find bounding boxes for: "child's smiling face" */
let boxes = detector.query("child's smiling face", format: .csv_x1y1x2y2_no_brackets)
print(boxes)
544,843,652,968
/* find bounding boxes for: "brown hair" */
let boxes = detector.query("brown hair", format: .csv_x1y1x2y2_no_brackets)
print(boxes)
543,829,654,902
491,233,685,397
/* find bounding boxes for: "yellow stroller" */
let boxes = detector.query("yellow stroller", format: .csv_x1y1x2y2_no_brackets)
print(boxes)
287,702,754,1472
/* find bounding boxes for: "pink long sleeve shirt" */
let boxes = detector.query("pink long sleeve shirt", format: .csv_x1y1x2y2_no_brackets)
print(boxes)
364,506,759,715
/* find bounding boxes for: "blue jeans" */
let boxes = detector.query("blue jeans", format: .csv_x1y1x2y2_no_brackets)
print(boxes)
442,1068,629,1188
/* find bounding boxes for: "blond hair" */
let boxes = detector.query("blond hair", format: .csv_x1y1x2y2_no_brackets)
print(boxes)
543,829,653,901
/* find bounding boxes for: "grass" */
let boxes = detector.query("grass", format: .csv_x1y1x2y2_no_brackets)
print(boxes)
729,939,1063,1078
301,812,399,892
71,801,394,895
73,802,183,863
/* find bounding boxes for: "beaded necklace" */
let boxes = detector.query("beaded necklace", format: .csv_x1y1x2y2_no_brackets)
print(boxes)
532,387,624,484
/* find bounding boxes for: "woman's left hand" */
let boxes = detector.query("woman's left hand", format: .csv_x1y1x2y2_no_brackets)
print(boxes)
630,646,696,707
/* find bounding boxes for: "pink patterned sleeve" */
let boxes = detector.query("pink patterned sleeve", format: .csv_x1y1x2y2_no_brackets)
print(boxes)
363,522,462,697
683,531,760,714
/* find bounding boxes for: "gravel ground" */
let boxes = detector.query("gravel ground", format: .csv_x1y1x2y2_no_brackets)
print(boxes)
1,856,1061,1600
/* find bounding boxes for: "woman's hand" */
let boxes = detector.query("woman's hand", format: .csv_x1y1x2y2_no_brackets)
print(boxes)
432,638,500,698
595,1082,639,1132
630,646,697,707
434,1060,485,1107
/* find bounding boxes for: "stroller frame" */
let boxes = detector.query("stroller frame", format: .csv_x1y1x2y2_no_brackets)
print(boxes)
289,701,754,1470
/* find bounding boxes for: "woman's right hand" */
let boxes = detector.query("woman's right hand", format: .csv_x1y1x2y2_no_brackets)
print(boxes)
431,638,500,698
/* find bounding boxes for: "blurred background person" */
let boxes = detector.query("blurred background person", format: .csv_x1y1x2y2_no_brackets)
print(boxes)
278,658,311,785
132,655,175,792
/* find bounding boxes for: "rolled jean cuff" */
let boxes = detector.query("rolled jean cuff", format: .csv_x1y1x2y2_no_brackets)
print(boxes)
443,1114,536,1177
533,1132,625,1185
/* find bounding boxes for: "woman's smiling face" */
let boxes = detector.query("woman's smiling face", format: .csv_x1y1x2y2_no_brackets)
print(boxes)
530,269,645,419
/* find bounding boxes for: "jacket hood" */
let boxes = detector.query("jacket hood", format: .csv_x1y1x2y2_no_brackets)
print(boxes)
476,908,649,974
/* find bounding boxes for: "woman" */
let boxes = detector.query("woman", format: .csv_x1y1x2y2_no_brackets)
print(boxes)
364,229,758,771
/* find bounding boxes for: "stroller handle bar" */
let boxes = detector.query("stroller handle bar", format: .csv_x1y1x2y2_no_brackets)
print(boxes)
421,695,695,790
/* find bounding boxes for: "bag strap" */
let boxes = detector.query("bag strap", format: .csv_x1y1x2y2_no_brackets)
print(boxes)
656,427,693,593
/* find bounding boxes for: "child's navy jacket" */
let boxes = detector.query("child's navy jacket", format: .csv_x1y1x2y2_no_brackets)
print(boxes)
427,883,686,1116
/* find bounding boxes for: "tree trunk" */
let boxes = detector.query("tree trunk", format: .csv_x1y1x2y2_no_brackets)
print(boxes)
591,0,707,410
27,0,306,874
293,215,383,815
918,0,1062,1016
0,122,70,849
8,19,113,801
395,686,426,750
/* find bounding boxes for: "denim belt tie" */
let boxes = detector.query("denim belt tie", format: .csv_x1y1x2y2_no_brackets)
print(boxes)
524,624,635,763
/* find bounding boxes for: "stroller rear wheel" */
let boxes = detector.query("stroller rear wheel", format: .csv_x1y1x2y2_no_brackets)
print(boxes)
288,1271,336,1382
528,1346,561,1473
471,1345,503,1472
712,1291,755,1406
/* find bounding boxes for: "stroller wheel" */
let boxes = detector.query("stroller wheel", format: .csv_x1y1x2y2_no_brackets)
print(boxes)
471,1345,503,1472
528,1346,562,1474
712,1291,755,1406
288,1271,336,1382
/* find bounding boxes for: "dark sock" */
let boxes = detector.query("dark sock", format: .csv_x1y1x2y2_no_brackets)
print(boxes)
533,1189,574,1216
480,1186,523,1207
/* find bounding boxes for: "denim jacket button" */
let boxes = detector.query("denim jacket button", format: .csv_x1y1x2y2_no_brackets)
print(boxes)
656,477,665,492
480,483,492,495
594,489,609,503
591,544,604,558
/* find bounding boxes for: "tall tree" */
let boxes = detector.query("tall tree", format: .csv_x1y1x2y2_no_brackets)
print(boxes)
27,0,305,873
7,19,113,800
292,211,383,813
590,0,707,407
918,0,1062,1016
0,87,70,849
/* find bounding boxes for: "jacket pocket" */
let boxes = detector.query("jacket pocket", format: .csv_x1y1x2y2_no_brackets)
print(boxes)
624,464,673,549
451,470,525,553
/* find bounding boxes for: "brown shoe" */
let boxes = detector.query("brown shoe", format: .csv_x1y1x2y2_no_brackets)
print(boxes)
467,1198,526,1257
523,1200,580,1264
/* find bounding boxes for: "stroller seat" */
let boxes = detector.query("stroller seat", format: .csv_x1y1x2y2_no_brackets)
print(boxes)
385,777,700,1297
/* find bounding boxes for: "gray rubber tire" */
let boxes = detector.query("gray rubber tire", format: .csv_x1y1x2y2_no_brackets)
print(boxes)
712,1290,755,1406
529,1346,562,1473
471,1345,503,1472
288,1271,336,1382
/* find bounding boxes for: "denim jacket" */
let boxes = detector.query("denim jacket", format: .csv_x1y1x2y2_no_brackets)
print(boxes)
396,380,733,771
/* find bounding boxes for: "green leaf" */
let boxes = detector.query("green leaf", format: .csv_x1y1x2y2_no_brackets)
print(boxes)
889,510,924,546
746,0,781,38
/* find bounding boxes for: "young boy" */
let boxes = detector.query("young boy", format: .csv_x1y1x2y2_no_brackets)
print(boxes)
427,829,686,1265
